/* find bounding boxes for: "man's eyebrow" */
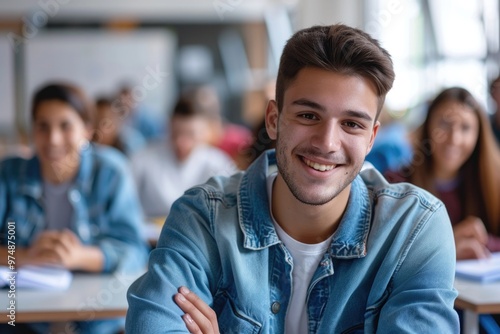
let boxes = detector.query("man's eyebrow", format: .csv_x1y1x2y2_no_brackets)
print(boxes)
291,98,326,112
344,110,373,122
292,98,374,122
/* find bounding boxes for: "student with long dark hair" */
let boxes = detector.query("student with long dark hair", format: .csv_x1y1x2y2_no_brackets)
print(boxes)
386,87,500,260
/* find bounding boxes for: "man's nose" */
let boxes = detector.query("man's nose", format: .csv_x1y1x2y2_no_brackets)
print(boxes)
311,122,341,153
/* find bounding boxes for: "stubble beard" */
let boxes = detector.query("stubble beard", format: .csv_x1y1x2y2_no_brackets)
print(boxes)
275,136,360,206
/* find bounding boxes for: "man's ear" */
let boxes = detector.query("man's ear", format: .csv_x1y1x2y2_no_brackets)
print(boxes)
366,121,380,155
265,100,279,140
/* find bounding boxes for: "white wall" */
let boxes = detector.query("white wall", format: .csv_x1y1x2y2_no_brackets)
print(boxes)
23,29,177,127
0,0,275,22
295,0,365,30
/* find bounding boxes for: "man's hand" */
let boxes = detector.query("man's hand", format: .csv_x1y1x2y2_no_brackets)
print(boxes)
174,286,220,334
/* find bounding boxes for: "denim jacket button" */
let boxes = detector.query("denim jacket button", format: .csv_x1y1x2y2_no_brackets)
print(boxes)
271,301,281,314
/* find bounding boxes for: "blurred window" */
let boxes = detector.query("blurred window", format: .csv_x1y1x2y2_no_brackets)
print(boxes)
369,0,499,114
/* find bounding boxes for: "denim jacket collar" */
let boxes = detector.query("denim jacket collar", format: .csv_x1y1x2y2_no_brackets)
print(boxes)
238,150,370,258
18,144,95,200
238,150,281,250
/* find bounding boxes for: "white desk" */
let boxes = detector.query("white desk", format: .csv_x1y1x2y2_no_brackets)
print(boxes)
2,271,496,329
0,271,143,323
454,278,500,334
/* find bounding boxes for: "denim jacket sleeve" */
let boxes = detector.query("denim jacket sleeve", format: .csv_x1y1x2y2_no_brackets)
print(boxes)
371,203,459,333
126,185,220,333
91,152,149,274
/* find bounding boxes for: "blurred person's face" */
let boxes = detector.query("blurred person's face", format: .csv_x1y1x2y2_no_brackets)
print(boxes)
266,67,379,206
94,104,121,145
428,101,479,180
119,90,136,114
33,100,91,183
170,115,207,162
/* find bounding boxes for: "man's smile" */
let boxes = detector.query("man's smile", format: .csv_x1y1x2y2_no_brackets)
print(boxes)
302,157,336,172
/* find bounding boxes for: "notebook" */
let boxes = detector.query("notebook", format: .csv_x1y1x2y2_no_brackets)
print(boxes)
455,252,500,283
0,265,72,290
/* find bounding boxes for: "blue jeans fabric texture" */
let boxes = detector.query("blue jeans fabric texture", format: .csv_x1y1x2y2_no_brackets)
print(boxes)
126,150,459,333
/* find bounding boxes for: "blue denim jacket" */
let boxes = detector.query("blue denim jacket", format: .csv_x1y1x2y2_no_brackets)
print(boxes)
0,144,148,273
126,150,459,333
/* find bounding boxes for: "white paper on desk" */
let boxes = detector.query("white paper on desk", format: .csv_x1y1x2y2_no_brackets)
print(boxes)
455,252,500,283
0,265,72,290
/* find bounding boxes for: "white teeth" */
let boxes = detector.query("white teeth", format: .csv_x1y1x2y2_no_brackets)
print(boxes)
304,158,335,171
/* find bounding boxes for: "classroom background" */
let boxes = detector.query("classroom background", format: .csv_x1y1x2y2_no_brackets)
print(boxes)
0,0,499,156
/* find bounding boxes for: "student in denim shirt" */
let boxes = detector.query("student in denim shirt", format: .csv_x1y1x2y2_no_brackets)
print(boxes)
0,82,148,334
126,24,459,333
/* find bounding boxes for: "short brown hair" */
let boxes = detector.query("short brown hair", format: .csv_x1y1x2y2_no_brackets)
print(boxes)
276,24,395,118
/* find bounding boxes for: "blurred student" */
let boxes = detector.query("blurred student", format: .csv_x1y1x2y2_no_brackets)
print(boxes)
116,85,164,141
365,107,412,174
92,96,146,157
240,78,277,168
187,85,253,169
130,94,236,220
0,82,148,334
385,87,500,260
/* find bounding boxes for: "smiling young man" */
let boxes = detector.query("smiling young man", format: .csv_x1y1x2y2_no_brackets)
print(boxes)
126,24,459,333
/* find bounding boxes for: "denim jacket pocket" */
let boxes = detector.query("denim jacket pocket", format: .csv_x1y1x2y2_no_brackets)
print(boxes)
215,292,262,334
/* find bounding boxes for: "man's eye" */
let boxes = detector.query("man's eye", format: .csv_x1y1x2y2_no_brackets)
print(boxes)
300,114,317,120
343,121,360,128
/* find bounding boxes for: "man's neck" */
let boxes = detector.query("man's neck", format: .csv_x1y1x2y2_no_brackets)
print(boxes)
271,176,350,244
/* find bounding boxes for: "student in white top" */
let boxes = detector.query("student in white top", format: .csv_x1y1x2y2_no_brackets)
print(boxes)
130,94,237,220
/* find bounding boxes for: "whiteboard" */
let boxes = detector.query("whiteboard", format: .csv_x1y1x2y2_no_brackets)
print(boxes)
0,33,15,132
24,29,177,127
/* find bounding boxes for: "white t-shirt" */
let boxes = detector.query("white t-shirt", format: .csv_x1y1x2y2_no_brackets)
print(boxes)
131,140,237,218
266,172,333,334
43,180,73,231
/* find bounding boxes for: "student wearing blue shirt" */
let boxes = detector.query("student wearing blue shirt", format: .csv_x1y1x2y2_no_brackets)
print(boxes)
126,24,459,333
0,82,148,334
